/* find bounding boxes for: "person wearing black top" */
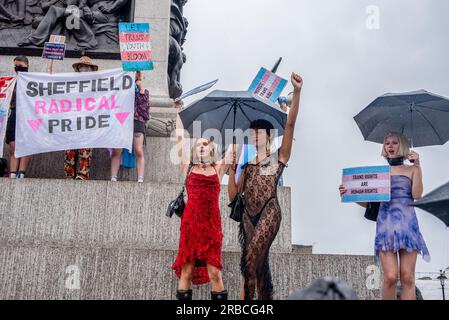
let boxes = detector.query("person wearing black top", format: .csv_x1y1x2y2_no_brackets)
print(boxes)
5,56,31,179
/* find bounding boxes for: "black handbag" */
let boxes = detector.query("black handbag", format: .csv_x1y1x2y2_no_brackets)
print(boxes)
364,202,380,222
166,164,192,218
228,167,246,222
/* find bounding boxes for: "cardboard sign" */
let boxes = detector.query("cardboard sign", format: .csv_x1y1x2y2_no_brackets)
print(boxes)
49,35,66,44
119,22,153,71
342,166,391,203
249,67,288,103
42,42,66,60
15,68,135,157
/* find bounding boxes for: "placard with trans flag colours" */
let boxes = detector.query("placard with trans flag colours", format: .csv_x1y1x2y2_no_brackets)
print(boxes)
119,23,153,71
249,67,288,103
342,166,391,203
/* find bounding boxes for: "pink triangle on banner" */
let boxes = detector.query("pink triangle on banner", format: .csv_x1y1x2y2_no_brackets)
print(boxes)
115,112,129,125
27,119,43,132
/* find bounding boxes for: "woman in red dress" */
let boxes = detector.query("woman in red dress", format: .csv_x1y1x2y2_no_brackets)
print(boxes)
172,100,232,300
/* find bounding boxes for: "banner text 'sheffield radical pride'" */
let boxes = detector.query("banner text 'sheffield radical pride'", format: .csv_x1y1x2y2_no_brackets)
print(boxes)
25,74,134,97
15,69,135,157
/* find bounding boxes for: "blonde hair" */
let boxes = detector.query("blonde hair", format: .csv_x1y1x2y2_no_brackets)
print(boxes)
190,138,219,165
381,132,410,158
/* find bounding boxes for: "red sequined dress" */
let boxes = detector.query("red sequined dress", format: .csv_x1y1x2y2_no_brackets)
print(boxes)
172,167,223,285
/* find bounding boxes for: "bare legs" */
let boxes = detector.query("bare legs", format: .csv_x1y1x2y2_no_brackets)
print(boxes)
178,261,224,292
134,133,145,179
399,250,417,300
8,141,30,177
178,261,195,290
380,250,418,300
110,149,122,179
110,133,146,181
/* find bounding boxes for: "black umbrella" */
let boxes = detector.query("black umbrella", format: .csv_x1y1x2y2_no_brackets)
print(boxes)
413,181,449,227
179,90,287,152
287,277,358,300
354,90,449,147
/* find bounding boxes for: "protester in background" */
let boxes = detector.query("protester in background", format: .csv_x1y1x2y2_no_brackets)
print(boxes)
276,92,294,187
110,71,150,183
278,96,288,113
6,56,31,179
228,73,303,300
278,92,293,113
172,100,232,301
339,132,430,300
64,56,98,180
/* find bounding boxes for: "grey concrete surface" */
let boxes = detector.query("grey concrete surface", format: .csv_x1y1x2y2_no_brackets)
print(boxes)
0,179,292,253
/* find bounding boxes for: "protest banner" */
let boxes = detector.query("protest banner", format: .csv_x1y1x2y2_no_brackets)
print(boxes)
119,22,153,71
249,67,288,103
15,68,135,157
0,76,16,157
341,165,391,203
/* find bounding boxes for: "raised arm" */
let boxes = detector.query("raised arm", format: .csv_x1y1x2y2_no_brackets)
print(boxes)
228,146,245,201
175,100,189,175
216,144,235,182
409,151,424,199
279,73,303,164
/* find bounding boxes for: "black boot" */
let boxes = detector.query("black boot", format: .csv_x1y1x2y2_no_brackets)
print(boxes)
176,289,192,301
211,290,228,300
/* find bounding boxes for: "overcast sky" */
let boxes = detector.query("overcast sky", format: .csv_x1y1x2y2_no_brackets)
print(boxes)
181,0,449,273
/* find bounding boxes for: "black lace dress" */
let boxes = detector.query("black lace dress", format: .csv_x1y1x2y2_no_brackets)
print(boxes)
240,152,285,300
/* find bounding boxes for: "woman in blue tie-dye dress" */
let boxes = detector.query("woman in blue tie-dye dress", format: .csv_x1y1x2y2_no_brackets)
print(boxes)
339,132,430,300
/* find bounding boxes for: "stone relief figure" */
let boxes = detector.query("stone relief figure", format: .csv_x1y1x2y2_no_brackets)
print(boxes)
82,0,129,44
0,0,43,28
17,0,98,50
0,2,22,23
168,0,188,99
0,0,130,51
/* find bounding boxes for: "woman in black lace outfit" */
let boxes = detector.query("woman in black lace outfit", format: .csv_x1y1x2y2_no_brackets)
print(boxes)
228,73,303,300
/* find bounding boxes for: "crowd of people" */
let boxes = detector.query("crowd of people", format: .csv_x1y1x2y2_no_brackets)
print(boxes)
3,55,150,182
1,55,431,301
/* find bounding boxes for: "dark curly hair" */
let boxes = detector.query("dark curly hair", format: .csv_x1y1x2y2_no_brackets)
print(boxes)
249,119,274,137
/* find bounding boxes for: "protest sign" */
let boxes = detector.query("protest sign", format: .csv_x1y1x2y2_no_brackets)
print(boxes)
49,35,66,44
15,68,135,157
0,76,16,157
341,166,391,203
42,34,67,60
42,43,66,60
119,22,153,71
249,67,288,103
180,79,218,100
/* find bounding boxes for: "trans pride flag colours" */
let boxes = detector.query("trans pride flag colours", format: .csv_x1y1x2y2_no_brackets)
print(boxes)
119,23,154,71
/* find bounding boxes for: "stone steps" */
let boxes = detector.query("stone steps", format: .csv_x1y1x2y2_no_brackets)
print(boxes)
0,179,292,253
0,245,378,300
0,178,379,300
